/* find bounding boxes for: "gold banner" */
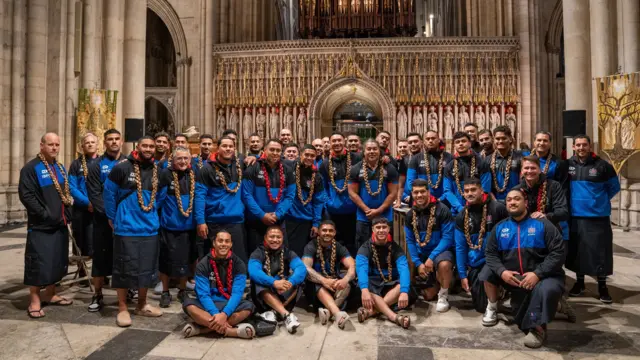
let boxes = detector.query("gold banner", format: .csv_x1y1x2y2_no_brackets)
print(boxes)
596,72,640,172
76,88,118,155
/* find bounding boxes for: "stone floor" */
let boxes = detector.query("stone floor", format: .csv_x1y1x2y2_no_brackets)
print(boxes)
1,226,640,360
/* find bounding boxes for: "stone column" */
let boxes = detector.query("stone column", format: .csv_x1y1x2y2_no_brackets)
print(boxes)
496,0,503,36
503,0,513,36
219,0,228,43
103,0,125,130
204,0,214,133
24,0,48,163
563,0,592,137
122,0,147,138
82,0,101,88
1,0,14,186
620,0,640,72
465,0,472,36
515,0,532,143
64,0,77,161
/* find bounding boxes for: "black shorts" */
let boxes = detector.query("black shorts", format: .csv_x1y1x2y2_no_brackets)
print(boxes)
92,214,114,277
112,235,159,289
414,250,455,289
183,297,255,316
477,264,503,285
24,227,69,287
366,277,400,297
251,282,302,313
159,229,196,278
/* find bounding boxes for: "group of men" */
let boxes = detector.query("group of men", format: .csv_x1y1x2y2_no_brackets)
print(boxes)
19,121,620,347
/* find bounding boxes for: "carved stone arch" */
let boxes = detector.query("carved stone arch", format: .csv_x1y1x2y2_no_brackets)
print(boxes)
545,0,563,54
145,88,177,135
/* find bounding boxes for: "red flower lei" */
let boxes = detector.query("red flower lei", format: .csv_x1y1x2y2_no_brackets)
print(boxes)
262,161,285,204
209,249,234,300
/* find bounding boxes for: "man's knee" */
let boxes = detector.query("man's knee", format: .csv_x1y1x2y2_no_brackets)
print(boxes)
533,277,564,298
437,260,453,273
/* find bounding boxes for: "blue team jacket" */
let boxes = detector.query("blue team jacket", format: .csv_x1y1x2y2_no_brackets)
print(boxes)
319,151,361,215
248,246,307,288
194,252,247,317
349,161,399,223
285,161,327,227
404,151,453,200
483,150,523,201
404,201,454,267
442,153,491,215
158,167,195,231
68,155,98,208
567,154,620,218
195,156,245,225
356,241,411,294
241,159,296,222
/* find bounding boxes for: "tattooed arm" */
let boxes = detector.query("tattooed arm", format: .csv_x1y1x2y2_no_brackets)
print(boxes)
302,257,328,285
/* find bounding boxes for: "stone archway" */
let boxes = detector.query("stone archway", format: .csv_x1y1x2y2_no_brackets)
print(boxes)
144,93,176,136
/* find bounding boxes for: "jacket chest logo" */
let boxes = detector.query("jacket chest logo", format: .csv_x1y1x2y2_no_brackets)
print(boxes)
527,227,536,236
169,181,176,191
588,168,598,177
500,228,510,238
127,172,136,183
101,164,111,174
568,166,576,176
40,169,51,180
209,271,216,281
257,170,264,179
486,215,492,226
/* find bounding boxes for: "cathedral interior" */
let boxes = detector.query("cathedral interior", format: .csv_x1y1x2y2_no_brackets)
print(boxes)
0,0,639,227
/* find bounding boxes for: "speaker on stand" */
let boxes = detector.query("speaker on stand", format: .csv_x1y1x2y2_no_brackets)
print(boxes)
124,118,145,145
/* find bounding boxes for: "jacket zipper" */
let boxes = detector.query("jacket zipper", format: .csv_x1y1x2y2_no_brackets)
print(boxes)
516,224,524,275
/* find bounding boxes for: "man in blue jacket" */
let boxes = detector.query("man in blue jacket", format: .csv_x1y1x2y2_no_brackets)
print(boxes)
404,179,455,312
242,139,296,255
285,145,327,257
195,136,247,261
86,129,126,312
482,188,566,348
191,134,214,175
454,177,508,315
182,230,257,339
104,136,166,327
404,130,452,202
154,132,171,168
566,135,620,303
482,126,523,202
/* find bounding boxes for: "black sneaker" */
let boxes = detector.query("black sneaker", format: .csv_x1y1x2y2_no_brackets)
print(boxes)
177,290,187,304
127,289,139,302
568,282,585,297
599,286,613,304
160,291,172,308
88,294,104,312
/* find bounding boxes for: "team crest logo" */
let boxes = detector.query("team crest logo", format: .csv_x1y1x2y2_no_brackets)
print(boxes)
500,228,510,238
209,271,216,281
528,227,536,236
486,215,492,224
306,179,312,188
40,169,50,179
588,168,598,177
169,181,175,190
257,170,264,179
102,164,111,174
127,172,136,183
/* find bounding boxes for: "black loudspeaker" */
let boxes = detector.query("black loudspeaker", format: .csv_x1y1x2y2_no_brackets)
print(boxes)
563,110,586,138
124,118,145,143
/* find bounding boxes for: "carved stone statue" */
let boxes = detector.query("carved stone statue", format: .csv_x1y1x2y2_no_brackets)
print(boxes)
243,108,253,140
427,106,438,133
268,107,279,139
397,105,408,140
217,108,226,137
255,107,267,139
622,118,635,149
296,107,307,144
474,105,486,130
413,107,424,133
228,107,239,133
283,107,294,130
458,106,470,131
489,106,501,131
443,105,455,140
505,107,517,136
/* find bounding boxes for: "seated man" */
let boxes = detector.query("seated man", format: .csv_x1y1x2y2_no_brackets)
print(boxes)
404,179,455,312
249,226,307,334
302,220,355,329
454,177,508,317
182,230,256,339
356,217,411,329
482,189,566,348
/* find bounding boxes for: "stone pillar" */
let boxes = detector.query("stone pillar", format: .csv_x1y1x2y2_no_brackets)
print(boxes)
122,0,147,137
64,0,78,162
620,0,640,72
204,0,214,133
24,0,48,163
103,0,125,130
563,0,592,137
465,0,472,36
515,0,531,143
496,0,503,36
219,0,228,43
0,0,14,186
504,0,513,36
81,0,101,88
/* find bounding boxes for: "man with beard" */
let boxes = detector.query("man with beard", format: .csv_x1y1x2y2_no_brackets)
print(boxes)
404,179,455,312
157,147,197,308
454,178,508,315
195,136,247,262
464,123,482,153
104,136,164,327
404,130,453,201
478,129,495,158
246,133,264,159
19,132,74,318
285,145,328,257
242,139,296,254
312,138,324,167
346,132,362,154
182,230,257,339
356,217,411,329
86,129,127,312
348,139,399,250
69,133,99,262
482,189,566,348
192,134,214,175
320,133,362,255
283,144,299,161
249,226,307,334
483,126,523,202
443,132,491,216
376,130,397,168
396,133,423,207
566,135,620,303
280,128,293,146
302,220,355,329
154,132,171,167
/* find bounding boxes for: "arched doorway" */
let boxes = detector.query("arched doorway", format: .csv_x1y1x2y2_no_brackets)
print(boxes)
144,97,175,136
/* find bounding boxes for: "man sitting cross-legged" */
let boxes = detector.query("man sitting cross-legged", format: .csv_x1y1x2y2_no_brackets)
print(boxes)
302,220,356,329
182,230,256,339
356,217,411,329
249,226,307,334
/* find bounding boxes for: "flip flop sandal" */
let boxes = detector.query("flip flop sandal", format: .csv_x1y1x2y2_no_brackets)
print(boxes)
42,297,73,307
336,311,350,330
182,323,202,338
318,308,330,325
236,323,255,339
27,308,45,319
357,307,370,323
395,314,411,329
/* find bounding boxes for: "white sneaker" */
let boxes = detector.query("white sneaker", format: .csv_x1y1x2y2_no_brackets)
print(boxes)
153,282,163,295
259,310,277,324
284,313,300,334
482,305,498,327
186,281,195,291
436,294,450,312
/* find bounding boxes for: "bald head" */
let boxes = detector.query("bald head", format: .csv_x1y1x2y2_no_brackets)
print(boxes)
40,132,61,160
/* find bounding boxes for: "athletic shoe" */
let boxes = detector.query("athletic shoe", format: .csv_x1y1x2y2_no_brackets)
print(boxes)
482,305,498,327
186,281,195,291
568,282,585,297
523,327,547,348
599,286,613,304
153,282,164,295
258,310,277,324
127,289,138,302
558,296,577,323
159,291,172,308
284,313,300,334
177,289,188,304
436,294,450,312
87,294,104,312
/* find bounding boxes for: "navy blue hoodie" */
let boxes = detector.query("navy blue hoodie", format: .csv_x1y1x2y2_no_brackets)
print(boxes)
319,150,362,215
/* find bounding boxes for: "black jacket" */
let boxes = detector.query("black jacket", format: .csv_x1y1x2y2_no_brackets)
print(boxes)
513,175,568,227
